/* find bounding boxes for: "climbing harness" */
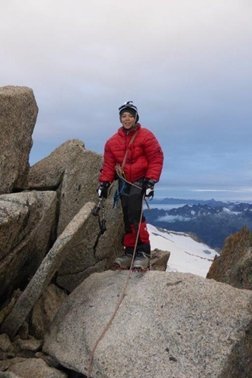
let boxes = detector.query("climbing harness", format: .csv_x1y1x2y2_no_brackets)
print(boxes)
113,178,127,208
114,167,150,210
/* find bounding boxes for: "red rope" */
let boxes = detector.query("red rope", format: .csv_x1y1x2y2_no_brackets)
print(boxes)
87,198,144,378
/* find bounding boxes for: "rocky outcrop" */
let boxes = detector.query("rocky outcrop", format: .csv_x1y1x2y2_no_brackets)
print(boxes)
1,202,94,338
55,193,124,292
1,85,251,378
27,139,125,292
27,139,102,235
218,318,252,378
0,86,38,194
0,331,75,376
0,285,69,376
0,371,19,378
6,358,67,378
207,227,252,290
31,284,68,339
150,248,170,271
0,191,57,301
43,270,252,378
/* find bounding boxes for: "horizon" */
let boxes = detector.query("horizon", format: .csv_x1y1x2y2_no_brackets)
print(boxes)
151,196,252,203
144,183,252,202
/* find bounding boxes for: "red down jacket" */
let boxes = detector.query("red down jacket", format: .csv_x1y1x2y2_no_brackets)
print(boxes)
99,123,163,183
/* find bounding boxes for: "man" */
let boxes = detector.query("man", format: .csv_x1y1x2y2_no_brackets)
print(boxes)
98,101,163,270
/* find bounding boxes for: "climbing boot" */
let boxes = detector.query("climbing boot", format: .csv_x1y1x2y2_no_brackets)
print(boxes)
113,253,133,270
133,252,150,271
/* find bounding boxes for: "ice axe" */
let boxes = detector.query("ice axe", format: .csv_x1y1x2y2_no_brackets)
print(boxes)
92,198,103,216
92,198,107,252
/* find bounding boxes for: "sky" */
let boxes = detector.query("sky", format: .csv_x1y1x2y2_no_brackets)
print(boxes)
1,0,252,201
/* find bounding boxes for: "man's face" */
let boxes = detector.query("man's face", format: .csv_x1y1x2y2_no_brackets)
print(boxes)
120,111,136,129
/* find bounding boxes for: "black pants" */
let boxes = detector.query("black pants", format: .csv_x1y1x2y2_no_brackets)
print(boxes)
119,180,150,255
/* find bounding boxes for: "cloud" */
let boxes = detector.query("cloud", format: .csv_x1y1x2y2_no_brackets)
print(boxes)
157,215,191,223
193,188,252,193
1,0,252,200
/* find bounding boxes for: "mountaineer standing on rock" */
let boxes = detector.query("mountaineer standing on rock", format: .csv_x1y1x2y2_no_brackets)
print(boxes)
97,101,163,270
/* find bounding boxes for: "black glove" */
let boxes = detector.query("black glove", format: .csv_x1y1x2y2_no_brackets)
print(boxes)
142,179,156,198
97,182,110,198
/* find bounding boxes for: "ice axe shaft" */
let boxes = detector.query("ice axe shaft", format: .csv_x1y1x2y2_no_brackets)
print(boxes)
92,198,103,216
92,198,107,252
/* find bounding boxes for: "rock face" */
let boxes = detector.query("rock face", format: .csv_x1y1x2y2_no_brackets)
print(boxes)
8,358,67,378
43,270,252,378
55,199,123,292
27,139,103,235
0,202,94,338
207,227,252,290
27,139,125,292
150,249,170,271
218,318,252,378
0,86,38,194
31,284,68,339
0,191,57,301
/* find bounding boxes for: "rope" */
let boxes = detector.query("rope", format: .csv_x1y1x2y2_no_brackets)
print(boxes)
87,196,145,378
115,165,142,190
114,167,150,210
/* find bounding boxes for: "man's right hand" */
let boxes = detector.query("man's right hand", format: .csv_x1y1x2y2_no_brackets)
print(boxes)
97,182,110,198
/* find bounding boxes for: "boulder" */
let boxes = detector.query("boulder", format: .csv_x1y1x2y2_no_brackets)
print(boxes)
207,227,252,289
31,284,68,339
43,270,252,378
7,358,67,378
27,139,125,291
0,357,26,375
27,139,102,234
150,248,170,271
0,191,57,301
0,371,20,378
14,336,42,352
56,200,124,292
0,290,21,325
0,334,14,353
0,202,94,338
0,86,38,194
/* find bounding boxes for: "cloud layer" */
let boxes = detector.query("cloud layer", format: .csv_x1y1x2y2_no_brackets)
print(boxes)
1,0,252,200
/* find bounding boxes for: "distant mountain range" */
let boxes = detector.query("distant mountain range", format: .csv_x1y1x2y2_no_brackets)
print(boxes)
151,197,252,206
145,199,252,250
